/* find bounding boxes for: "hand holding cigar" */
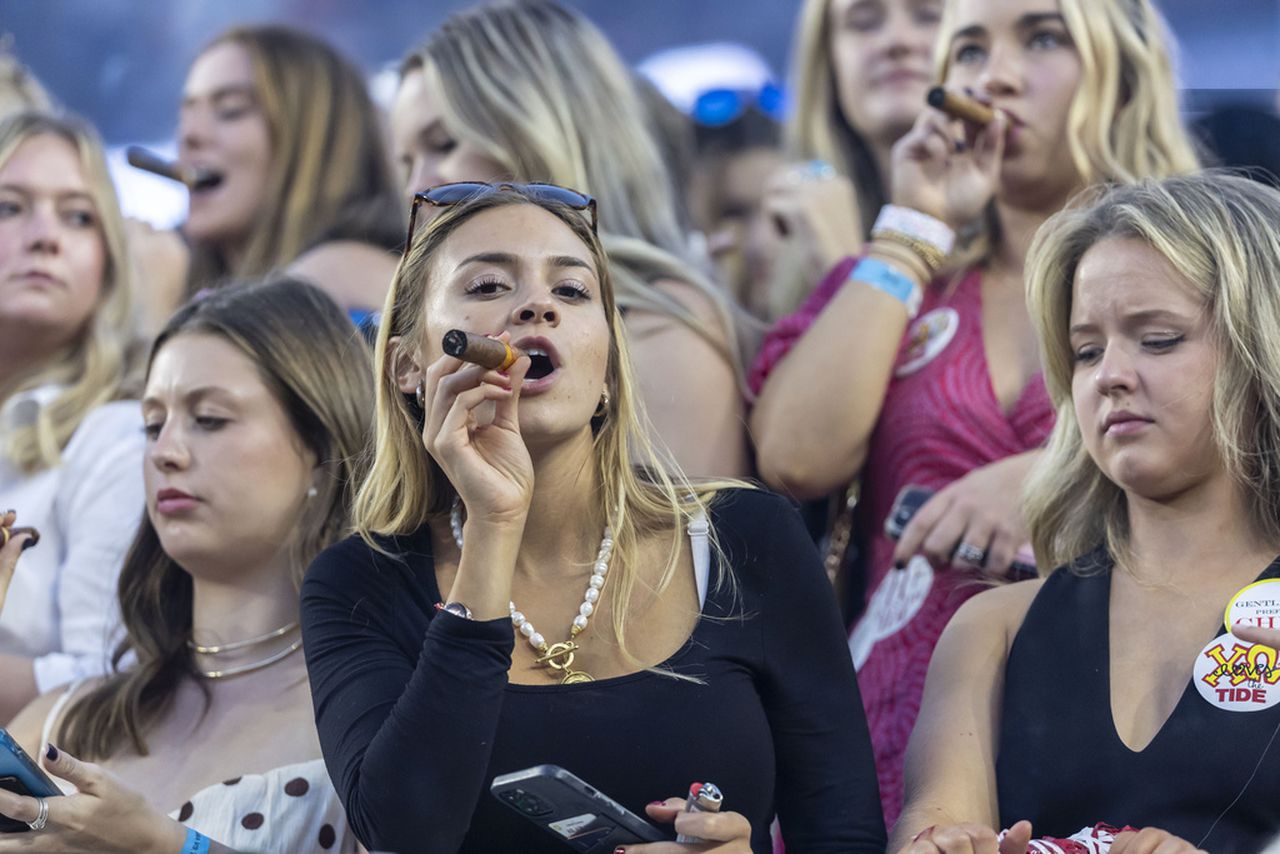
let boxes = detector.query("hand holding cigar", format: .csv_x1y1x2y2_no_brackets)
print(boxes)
126,146,222,191
442,330,524,371
926,86,996,126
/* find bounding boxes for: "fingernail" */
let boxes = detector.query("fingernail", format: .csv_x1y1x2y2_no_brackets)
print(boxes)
45,744,58,761
893,560,905,570
953,139,967,152
649,800,663,805
615,848,626,854
20,537,36,552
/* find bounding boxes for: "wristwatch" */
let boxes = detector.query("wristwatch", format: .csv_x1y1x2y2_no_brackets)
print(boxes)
435,601,474,620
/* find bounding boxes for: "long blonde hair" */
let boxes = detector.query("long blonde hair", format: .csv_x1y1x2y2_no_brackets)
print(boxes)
401,0,747,369
187,26,403,290
936,0,1200,271
1024,173,1280,572
355,188,747,667
0,111,141,474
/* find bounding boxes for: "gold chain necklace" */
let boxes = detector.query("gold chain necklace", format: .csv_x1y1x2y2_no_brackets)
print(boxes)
195,637,303,680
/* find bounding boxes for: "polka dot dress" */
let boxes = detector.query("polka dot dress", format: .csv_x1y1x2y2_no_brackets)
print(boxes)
167,759,356,853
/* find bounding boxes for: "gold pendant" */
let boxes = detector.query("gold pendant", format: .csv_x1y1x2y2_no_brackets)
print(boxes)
536,641,594,684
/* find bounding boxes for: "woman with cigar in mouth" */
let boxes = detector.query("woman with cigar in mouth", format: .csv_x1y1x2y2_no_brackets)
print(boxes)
390,0,750,479
301,184,887,853
176,26,403,320
751,0,1199,826
0,111,146,723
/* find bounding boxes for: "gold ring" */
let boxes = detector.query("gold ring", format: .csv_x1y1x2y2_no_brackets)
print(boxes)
0,527,9,548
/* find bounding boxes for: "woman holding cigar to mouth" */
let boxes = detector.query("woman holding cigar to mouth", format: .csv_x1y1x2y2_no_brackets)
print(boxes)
0,111,146,723
750,0,1199,826
301,184,886,853
173,26,402,319
390,0,750,479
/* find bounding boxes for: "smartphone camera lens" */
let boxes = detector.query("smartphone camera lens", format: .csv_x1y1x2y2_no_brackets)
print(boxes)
501,788,554,816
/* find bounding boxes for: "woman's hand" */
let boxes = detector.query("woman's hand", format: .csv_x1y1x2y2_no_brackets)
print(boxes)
0,511,37,616
893,452,1037,576
762,163,865,275
890,102,1008,228
619,797,751,852
420,338,534,526
898,821,1031,854
1110,828,1206,854
1231,624,1280,647
0,745,187,854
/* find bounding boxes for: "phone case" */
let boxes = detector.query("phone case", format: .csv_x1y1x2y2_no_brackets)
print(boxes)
490,764,666,853
0,730,60,833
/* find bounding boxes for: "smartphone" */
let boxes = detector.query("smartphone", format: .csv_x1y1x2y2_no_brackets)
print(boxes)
490,764,666,853
884,484,1037,578
0,729,61,833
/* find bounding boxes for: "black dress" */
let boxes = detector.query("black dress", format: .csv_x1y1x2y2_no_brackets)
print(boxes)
997,552,1280,853
301,488,886,854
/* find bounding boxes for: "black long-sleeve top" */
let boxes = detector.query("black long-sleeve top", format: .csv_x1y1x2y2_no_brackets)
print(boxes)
301,488,885,853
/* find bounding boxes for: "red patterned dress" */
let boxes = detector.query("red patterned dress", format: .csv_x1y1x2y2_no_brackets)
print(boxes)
750,258,1054,827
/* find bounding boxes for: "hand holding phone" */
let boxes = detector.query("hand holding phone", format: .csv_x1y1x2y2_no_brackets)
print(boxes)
886,484,1036,578
491,765,665,852
0,730,61,833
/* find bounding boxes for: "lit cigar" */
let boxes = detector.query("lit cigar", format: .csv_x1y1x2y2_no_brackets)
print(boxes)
125,146,222,191
926,86,995,126
442,330,523,371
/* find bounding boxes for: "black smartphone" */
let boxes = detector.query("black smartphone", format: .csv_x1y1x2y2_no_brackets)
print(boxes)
0,730,61,833
490,765,666,852
884,484,1037,578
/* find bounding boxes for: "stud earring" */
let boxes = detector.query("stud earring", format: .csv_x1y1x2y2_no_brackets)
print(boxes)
594,389,611,420
307,486,318,499
415,381,425,408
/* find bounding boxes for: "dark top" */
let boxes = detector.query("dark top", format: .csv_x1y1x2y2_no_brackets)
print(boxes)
301,488,886,854
997,552,1280,853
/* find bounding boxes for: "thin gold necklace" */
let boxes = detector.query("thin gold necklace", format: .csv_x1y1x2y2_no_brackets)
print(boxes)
188,621,299,655
195,638,303,680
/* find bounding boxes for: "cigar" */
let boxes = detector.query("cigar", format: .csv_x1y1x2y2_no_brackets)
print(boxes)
675,782,723,844
442,330,523,371
0,526,39,551
125,146,222,191
926,86,995,126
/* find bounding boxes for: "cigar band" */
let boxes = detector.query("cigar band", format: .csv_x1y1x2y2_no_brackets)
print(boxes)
848,257,923,319
498,343,518,371
873,205,955,255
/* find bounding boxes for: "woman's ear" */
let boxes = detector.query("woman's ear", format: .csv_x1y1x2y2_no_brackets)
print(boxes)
388,335,425,395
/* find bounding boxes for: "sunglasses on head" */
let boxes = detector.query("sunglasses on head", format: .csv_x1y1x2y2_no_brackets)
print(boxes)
404,181,598,258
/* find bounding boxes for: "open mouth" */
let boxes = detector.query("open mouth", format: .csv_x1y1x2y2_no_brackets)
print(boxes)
190,170,224,192
525,349,555,380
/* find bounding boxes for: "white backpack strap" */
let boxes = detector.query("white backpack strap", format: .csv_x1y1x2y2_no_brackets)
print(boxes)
688,510,711,608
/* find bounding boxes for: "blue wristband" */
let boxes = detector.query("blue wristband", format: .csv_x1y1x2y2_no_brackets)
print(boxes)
182,827,211,854
849,256,923,318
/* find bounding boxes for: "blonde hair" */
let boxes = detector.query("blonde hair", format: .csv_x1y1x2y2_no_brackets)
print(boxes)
785,0,890,232
187,25,403,290
401,0,747,370
936,0,1200,271
355,188,747,668
0,42,52,119
0,111,142,474
1024,172,1280,572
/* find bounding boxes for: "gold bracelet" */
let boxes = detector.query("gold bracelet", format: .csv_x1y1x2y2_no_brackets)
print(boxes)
868,238,933,284
871,228,947,275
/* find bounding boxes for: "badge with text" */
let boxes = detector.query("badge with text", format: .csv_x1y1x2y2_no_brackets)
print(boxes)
1224,578,1280,634
1194,632,1280,712
895,308,959,378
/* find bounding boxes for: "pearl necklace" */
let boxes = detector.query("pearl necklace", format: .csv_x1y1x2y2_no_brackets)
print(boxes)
450,498,612,684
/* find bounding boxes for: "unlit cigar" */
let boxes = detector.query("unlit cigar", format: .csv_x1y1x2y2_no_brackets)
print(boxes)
442,330,523,371
2,526,39,550
125,146,221,190
926,86,995,126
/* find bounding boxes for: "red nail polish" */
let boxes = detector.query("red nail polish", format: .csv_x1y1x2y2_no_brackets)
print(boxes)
649,800,663,805
615,848,626,854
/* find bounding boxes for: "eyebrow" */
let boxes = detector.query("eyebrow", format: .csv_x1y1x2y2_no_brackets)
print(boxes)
951,12,1066,42
0,184,97,205
141,386,236,409
180,85,255,108
1069,308,1193,335
453,252,594,274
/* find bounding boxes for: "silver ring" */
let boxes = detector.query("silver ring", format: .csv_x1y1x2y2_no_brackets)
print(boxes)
27,796,48,831
954,542,987,567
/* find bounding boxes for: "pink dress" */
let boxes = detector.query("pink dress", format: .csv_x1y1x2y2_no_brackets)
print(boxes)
750,258,1054,828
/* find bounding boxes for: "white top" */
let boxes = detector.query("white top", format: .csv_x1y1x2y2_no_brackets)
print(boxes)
0,386,144,692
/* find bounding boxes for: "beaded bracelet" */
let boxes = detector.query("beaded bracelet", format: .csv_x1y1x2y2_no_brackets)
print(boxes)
871,204,955,255
181,827,212,854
